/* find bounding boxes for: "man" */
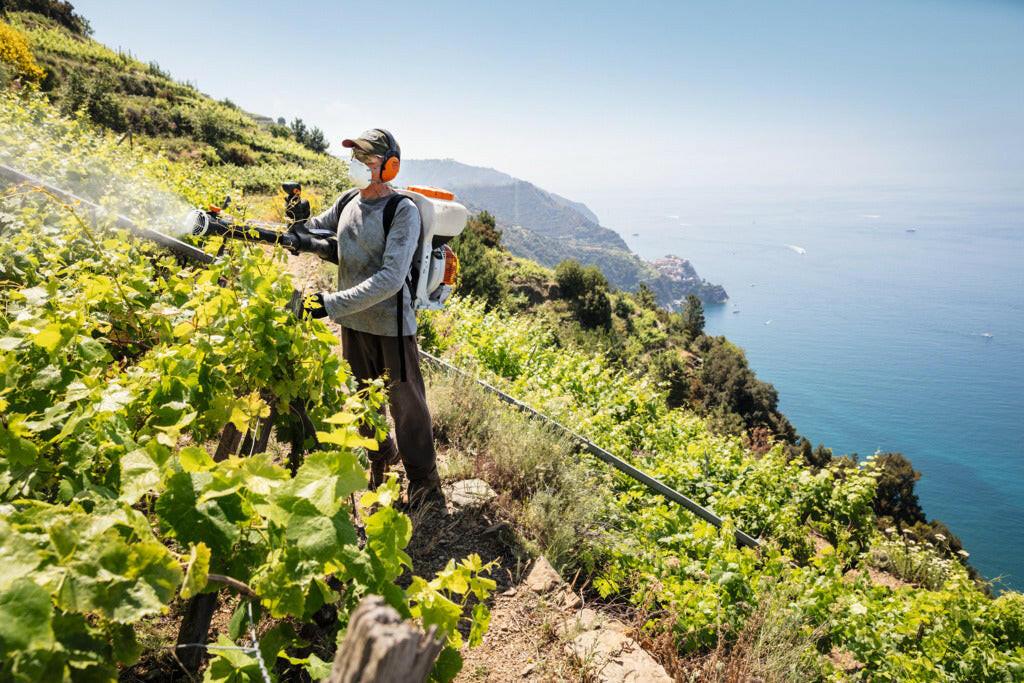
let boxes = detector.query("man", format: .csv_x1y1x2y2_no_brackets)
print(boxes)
298,129,443,509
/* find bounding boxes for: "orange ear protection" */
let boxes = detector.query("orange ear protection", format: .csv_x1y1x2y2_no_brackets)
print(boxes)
376,128,401,183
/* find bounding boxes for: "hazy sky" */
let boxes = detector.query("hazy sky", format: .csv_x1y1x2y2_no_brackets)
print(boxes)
74,0,1023,198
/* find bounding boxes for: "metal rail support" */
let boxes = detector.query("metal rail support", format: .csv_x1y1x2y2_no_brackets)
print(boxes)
419,349,761,550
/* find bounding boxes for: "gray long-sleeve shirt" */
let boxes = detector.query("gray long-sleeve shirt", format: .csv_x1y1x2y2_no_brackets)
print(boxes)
307,191,420,337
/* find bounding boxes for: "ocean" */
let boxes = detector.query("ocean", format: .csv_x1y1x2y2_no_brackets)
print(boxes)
582,186,1024,590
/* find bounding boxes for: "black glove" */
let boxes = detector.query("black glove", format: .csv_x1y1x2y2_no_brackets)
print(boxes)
284,230,312,255
301,292,328,319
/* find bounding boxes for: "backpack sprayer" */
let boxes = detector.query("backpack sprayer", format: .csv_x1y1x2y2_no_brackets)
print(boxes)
186,185,467,310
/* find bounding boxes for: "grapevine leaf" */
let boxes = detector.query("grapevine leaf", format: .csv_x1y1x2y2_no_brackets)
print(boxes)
156,471,245,557
110,623,142,666
76,337,110,363
31,323,62,352
364,506,412,579
300,653,332,679
51,612,117,678
227,601,261,641
0,578,55,653
431,646,463,683
179,446,215,473
249,550,308,618
283,450,366,516
316,429,379,451
468,603,490,647
285,499,357,565
227,391,270,432
323,410,359,425
54,538,181,623
204,635,261,682
118,445,167,504
180,543,211,600
409,584,462,645
97,384,133,413
0,521,42,591
0,421,38,467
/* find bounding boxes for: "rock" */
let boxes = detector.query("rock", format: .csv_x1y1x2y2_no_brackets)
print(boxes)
558,608,628,638
560,589,582,610
565,628,672,683
525,556,563,593
519,662,537,677
558,608,602,637
828,646,864,674
484,521,511,535
445,478,497,508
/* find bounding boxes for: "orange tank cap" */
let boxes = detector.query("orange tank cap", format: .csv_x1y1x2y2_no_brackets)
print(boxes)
406,185,456,201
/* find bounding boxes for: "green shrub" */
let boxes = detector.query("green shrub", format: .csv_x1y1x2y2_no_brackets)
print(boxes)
269,123,291,138
653,349,690,408
451,225,507,309
57,71,123,129
555,258,607,300
575,288,612,330
218,141,256,166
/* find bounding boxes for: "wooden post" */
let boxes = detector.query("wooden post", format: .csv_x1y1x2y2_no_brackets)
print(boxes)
288,398,320,474
213,422,243,462
325,597,443,683
174,592,219,673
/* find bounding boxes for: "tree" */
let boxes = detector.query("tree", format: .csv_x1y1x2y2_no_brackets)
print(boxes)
635,283,657,310
689,335,795,441
467,211,502,248
305,126,329,153
5,0,92,35
872,452,925,526
681,294,705,340
289,117,308,143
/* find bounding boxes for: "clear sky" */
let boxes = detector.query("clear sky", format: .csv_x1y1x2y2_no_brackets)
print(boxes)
73,0,1023,198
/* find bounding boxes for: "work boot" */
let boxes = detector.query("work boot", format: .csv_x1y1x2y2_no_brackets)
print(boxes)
403,476,446,513
369,449,401,490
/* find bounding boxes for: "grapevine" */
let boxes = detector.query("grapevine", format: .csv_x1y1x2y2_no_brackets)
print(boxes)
0,93,494,682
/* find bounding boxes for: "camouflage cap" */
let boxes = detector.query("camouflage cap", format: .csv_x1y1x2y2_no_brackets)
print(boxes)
341,129,395,157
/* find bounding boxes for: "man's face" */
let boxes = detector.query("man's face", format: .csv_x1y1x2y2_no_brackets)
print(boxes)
354,150,384,182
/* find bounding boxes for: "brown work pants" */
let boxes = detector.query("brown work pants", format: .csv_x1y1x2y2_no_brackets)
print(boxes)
340,327,438,485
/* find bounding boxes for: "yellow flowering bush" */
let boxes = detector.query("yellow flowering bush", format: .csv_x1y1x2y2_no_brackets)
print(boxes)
0,20,45,85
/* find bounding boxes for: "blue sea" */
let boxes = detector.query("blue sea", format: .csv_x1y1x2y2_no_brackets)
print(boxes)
582,186,1024,590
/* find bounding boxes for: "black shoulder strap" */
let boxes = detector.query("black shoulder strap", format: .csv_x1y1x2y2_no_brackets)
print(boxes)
381,193,411,382
338,188,360,214
381,194,406,238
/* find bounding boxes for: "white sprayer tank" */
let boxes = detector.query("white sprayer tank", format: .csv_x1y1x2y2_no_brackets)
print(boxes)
398,187,468,309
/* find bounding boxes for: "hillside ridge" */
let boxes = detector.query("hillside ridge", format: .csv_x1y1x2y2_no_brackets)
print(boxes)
402,158,728,307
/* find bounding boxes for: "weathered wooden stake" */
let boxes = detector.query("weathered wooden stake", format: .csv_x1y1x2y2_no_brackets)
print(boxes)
325,597,443,683
174,592,219,673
